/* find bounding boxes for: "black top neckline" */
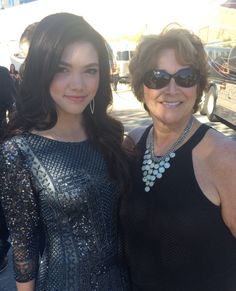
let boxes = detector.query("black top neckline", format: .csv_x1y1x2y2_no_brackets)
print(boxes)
138,123,210,157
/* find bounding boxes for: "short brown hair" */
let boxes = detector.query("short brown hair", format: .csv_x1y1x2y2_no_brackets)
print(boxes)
129,27,209,113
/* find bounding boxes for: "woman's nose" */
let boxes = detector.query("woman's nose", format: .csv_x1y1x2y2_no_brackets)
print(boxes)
70,73,83,89
166,77,177,94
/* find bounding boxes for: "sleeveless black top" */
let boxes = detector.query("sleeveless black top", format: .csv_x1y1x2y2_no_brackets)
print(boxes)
120,124,236,291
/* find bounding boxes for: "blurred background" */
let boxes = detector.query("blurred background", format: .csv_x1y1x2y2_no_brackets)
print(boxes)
0,0,234,69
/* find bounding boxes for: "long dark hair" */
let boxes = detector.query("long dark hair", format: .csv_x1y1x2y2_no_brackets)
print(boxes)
8,13,130,190
0,66,16,141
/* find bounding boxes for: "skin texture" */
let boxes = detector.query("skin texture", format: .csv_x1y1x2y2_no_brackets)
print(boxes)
34,41,99,143
50,41,99,121
143,48,197,146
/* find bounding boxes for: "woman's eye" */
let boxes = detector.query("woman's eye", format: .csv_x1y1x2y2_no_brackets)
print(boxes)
56,67,69,73
85,68,98,75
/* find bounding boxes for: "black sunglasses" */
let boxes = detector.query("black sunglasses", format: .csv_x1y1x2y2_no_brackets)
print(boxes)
143,67,200,89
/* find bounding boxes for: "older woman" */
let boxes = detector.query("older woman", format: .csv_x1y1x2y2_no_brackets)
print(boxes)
121,27,236,291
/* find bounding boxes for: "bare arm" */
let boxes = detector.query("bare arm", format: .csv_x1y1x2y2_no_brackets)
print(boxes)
208,133,236,237
16,280,35,291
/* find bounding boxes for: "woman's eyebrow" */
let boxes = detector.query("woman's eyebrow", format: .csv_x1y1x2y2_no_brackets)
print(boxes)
83,63,99,68
58,61,71,67
58,61,99,68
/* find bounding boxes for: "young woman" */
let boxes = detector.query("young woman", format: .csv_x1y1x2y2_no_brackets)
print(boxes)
121,27,236,290
0,13,130,291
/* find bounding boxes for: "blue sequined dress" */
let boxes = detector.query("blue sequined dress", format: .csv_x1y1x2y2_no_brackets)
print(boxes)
0,133,130,291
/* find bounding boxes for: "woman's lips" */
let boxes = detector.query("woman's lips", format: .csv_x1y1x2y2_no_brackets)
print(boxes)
64,95,87,102
161,101,182,107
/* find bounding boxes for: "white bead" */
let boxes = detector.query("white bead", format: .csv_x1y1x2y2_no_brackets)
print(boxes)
142,115,194,192
164,162,170,168
169,152,176,158
159,167,165,173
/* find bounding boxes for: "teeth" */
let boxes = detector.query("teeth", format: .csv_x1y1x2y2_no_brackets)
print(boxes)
162,101,180,106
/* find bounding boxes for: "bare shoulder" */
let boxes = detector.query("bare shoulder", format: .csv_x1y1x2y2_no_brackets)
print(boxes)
123,126,150,150
203,128,236,163
201,128,236,181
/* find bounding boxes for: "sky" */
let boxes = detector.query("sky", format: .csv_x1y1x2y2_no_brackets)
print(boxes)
84,0,226,36
0,0,226,41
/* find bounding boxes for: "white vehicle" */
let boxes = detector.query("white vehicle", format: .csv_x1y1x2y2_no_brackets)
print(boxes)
200,43,236,128
116,49,135,83
198,0,236,129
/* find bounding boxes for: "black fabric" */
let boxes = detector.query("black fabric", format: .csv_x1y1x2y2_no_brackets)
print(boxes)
0,202,10,260
0,202,9,241
0,66,16,138
121,124,236,291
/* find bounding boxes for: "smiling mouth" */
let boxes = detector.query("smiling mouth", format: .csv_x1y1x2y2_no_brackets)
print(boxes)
65,95,87,101
161,101,182,107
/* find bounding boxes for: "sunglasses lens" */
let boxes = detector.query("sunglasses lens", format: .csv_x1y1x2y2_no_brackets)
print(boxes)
175,68,199,87
144,70,170,89
143,68,199,89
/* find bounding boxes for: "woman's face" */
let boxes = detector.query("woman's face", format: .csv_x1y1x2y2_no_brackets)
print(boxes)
143,48,197,127
49,41,99,120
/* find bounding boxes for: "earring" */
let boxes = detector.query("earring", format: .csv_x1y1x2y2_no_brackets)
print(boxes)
89,99,95,114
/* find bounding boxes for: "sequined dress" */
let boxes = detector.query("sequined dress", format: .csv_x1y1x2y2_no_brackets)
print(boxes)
0,133,130,291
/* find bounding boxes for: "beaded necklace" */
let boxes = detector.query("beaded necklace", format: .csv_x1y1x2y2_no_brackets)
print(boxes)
142,116,194,192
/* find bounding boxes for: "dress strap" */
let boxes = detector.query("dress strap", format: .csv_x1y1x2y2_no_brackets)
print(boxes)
137,124,153,148
183,124,211,150
136,123,210,154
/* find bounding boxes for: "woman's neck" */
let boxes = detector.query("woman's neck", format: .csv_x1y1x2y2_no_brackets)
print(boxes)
151,115,195,156
33,114,87,142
